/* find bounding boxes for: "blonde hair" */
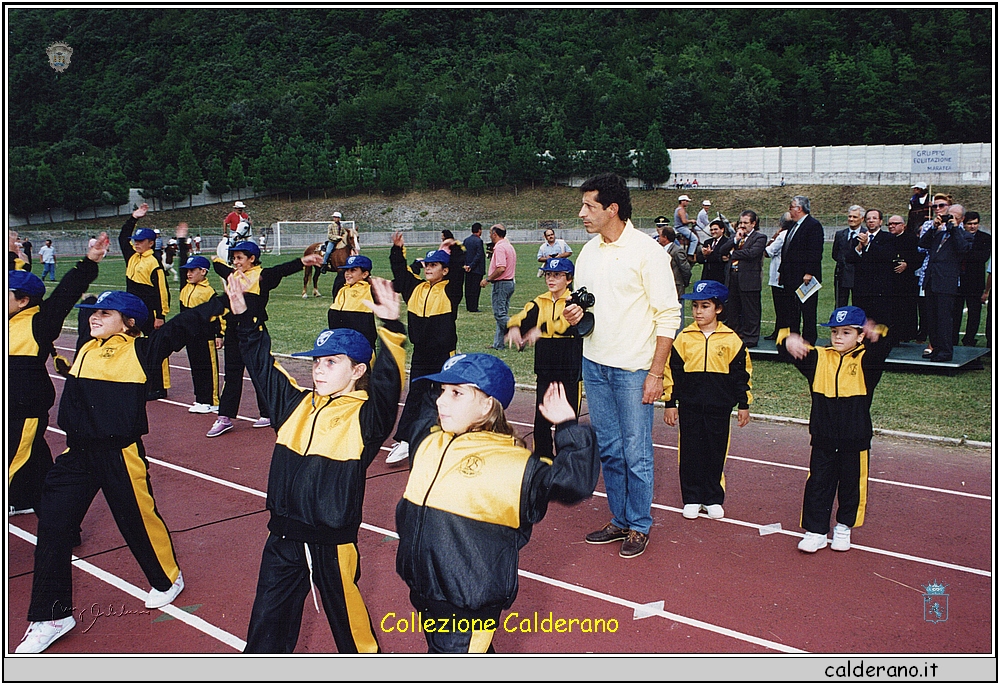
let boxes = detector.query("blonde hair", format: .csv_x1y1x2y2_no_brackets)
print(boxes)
465,392,525,447
932,192,953,203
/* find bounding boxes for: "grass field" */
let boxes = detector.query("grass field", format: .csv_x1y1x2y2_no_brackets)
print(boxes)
56,240,992,442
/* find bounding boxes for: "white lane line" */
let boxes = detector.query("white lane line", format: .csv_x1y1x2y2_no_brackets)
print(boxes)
7,526,246,652
589,491,992,578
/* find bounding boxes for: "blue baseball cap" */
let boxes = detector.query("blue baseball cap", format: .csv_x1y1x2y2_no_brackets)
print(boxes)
681,280,729,302
131,228,156,242
338,254,373,271
415,353,516,409
422,249,451,264
75,290,149,327
9,270,45,297
231,241,261,259
822,305,867,328
541,257,574,275
291,328,373,364
180,256,211,271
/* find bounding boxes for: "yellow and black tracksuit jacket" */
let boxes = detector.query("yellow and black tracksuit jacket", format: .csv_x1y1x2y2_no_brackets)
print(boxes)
395,391,600,618
213,257,303,325
389,244,465,374
57,297,226,449
507,290,583,376
179,279,224,335
233,311,407,544
776,327,890,451
9,251,29,271
10,258,99,421
328,279,377,350
119,216,169,324
662,323,753,411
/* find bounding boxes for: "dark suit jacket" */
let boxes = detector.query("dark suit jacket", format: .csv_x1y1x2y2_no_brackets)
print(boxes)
831,227,856,289
890,230,921,294
778,214,824,288
696,236,734,284
918,223,973,295
728,229,767,292
958,230,991,294
462,234,486,275
846,229,895,297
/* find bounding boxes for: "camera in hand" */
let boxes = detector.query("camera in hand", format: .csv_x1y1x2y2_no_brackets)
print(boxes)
569,287,596,336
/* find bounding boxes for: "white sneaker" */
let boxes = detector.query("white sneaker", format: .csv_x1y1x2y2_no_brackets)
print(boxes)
797,532,828,553
385,441,410,465
831,523,851,552
682,503,701,519
15,616,76,653
146,571,184,609
703,504,725,519
252,417,271,429
9,506,35,516
188,403,214,414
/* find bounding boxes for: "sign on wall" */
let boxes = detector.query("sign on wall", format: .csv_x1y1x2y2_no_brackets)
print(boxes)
911,147,959,174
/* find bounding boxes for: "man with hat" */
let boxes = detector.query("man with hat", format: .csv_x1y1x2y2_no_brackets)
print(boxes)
696,199,712,235
178,255,223,414
119,202,171,399
906,182,931,235
321,210,347,273
8,234,109,517
224,201,250,241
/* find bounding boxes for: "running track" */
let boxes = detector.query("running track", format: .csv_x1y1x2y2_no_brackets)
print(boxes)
6,335,993,655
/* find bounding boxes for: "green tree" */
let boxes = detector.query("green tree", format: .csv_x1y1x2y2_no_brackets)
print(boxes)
228,156,247,199
103,154,132,212
139,149,165,211
634,123,672,188
176,143,203,206
205,156,230,202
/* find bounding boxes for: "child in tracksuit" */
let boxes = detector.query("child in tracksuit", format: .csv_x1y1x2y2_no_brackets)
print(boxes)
224,273,406,653
206,241,321,437
384,231,465,465
8,235,108,515
119,203,171,399
395,354,600,653
16,289,225,654
778,305,890,553
327,254,377,350
178,255,224,414
662,280,752,521
506,257,584,458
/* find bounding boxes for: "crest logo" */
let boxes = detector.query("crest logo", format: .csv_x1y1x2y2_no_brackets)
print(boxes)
96,291,113,304
442,354,466,371
696,282,707,293
316,330,334,347
548,259,559,269
922,581,949,623
836,310,848,323
458,454,484,477
46,42,73,72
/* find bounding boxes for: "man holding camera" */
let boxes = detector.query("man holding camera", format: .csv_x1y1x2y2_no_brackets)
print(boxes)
919,203,973,362
567,173,680,559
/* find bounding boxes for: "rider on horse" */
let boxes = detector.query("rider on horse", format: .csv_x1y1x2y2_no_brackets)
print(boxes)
321,211,348,273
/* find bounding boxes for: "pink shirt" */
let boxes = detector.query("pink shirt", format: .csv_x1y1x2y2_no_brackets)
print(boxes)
489,238,517,280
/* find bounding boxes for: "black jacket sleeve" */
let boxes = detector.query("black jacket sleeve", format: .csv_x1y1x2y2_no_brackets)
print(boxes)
390,245,422,300
260,258,305,292
444,244,466,310
119,216,138,262
358,319,408,468
212,258,234,280
521,420,600,525
232,310,308,428
141,295,228,372
35,257,99,346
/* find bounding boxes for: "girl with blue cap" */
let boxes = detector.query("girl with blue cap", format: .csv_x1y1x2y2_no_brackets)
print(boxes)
16,281,228,653
224,272,406,653
394,354,600,653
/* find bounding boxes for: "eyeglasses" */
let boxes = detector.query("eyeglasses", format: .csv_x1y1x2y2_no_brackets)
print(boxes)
933,203,949,209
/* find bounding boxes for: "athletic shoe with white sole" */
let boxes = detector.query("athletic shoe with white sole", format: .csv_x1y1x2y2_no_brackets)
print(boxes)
682,503,701,519
9,506,35,516
252,417,271,429
385,441,409,464
146,571,184,609
206,417,233,437
15,616,76,653
703,504,725,519
797,531,828,553
831,523,851,551
188,403,215,414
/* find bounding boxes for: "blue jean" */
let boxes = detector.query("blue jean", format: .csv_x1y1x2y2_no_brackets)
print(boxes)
42,262,56,281
490,280,515,349
582,358,655,534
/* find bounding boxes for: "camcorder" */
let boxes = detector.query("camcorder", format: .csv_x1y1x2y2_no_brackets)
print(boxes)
569,287,596,336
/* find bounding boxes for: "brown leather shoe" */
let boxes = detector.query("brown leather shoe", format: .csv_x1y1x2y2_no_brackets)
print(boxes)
585,522,629,545
619,530,649,558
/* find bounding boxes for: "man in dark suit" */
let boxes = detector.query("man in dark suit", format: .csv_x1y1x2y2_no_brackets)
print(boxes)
952,211,991,347
846,209,895,332
726,210,768,348
887,214,921,345
831,205,864,307
919,204,973,362
777,195,825,344
696,219,733,285
461,222,487,312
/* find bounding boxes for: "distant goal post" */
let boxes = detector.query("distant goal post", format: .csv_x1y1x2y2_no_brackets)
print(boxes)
271,221,356,256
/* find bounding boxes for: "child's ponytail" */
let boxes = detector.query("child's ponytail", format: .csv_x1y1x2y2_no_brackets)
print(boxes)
469,398,525,448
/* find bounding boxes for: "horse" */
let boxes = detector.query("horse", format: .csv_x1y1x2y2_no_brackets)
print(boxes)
162,241,179,282
302,228,358,298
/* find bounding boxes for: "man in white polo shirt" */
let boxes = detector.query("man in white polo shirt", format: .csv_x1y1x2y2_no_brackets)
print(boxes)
565,173,680,559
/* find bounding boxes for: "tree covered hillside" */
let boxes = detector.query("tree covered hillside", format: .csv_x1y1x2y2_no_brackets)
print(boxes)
8,8,992,218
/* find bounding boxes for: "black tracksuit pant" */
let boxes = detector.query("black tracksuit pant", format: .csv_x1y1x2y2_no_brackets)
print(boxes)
219,328,269,420
677,405,732,506
533,373,581,459
8,414,53,512
465,272,484,312
800,444,869,535
186,338,220,406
